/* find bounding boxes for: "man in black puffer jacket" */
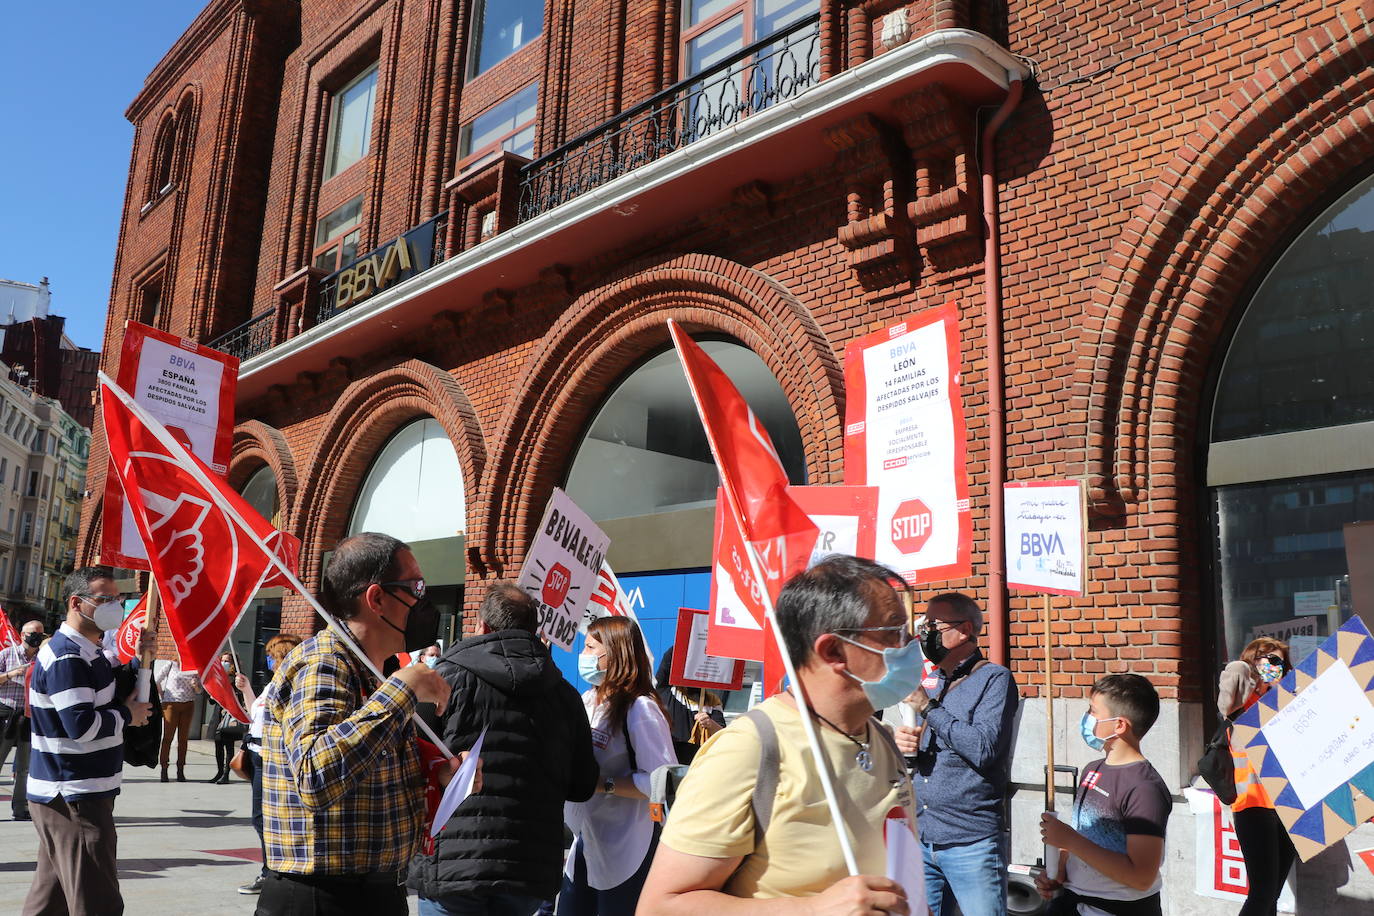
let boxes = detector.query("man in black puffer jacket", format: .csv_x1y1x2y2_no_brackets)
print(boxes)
410,581,598,915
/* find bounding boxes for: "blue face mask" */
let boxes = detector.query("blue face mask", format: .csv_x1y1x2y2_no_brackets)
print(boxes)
1080,712,1121,751
834,635,924,710
266,657,276,672
577,653,606,686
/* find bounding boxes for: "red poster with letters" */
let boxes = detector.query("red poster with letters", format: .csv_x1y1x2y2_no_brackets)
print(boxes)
670,608,746,691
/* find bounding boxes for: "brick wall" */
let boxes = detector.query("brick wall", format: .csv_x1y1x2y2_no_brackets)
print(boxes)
82,0,1374,703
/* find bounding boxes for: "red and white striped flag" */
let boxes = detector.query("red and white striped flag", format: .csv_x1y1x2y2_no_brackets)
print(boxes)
100,374,299,681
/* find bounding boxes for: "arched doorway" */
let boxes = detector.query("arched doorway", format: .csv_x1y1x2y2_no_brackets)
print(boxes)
1206,171,1374,676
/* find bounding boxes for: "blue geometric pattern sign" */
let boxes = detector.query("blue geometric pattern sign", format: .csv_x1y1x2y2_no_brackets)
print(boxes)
1233,615,1374,862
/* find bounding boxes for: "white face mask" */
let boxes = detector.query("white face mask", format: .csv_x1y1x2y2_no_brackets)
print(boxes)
79,595,124,632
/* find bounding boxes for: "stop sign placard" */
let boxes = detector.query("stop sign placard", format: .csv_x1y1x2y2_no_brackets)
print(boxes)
542,562,572,608
890,499,933,554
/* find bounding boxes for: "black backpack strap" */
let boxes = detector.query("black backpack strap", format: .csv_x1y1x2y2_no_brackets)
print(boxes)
744,708,780,834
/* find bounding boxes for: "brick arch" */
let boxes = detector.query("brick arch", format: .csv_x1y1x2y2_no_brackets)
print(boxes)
1073,12,1374,515
228,420,299,526
477,253,843,577
290,360,487,596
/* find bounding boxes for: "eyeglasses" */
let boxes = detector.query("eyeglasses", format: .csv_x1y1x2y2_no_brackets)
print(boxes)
834,624,913,647
381,579,426,601
915,620,964,640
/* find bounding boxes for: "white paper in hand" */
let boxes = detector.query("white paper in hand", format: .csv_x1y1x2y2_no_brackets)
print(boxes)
430,726,487,838
885,813,926,916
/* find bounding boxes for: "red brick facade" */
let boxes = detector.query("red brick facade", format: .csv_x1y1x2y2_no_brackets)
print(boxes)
83,0,1374,720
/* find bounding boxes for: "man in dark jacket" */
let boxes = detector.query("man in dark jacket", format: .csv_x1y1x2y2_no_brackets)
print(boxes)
410,581,598,915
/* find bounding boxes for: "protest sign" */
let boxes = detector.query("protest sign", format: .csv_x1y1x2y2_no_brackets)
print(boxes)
114,594,150,665
1248,615,1321,646
1234,615,1374,860
843,304,970,584
1004,480,1087,596
786,485,879,567
706,495,768,661
1184,786,1296,909
670,607,745,691
518,488,610,650
431,726,488,837
103,322,238,569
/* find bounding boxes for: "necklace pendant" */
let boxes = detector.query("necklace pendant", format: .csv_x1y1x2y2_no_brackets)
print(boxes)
855,747,873,771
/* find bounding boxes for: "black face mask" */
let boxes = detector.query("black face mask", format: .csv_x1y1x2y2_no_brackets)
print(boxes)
23,632,43,648
381,589,440,654
922,628,949,665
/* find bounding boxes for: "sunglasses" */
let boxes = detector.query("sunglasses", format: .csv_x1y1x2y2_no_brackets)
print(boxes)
380,579,426,601
1261,654,1285,667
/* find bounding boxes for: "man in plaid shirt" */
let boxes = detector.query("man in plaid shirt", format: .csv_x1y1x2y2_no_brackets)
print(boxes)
257,532,459,916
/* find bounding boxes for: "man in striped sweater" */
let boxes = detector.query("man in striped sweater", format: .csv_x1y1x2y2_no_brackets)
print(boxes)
23,566,152,916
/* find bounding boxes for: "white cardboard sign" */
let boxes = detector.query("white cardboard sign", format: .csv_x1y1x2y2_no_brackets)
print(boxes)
1004,480,1086,596
518,488,611,650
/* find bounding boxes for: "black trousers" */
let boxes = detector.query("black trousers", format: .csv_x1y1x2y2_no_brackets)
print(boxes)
0,708,31,816
1234,806,1296,916
254,871,407,916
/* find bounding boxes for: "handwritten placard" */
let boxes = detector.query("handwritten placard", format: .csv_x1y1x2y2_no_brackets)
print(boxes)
1261,659,1374,809
1003,480,1086,596
671,607,746,691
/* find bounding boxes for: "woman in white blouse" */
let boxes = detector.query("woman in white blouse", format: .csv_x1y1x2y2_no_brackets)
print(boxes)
558,616,675,916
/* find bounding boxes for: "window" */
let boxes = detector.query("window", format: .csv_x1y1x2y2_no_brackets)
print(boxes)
149,116,178,199
323,65,379,180
4,509,11,533
458,83,538,173
313,195,365,273
1207,170,1374,669
12,559,24,593
20,512,32,545
137,277,166,330
681,0,813,77
566,340,805,522
41,475,50,500
348,418,465,542
26,471,38,498
1,457,9,483
470,0,543,76
11,466,17,492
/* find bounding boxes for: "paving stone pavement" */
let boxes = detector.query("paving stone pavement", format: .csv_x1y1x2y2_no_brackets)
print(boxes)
0,738,423,914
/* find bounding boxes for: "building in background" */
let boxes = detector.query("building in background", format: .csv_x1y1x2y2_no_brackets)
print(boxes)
0,277,52,325
79,1,1374,908
0,277,101,428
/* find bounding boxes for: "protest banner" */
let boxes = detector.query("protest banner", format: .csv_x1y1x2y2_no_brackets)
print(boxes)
1184,786,1296,910
1004,479,1088,852
114,594,150,665
786,485,879,566
670,607,745,692
669,320,859,875
580,562,639,631
98,371,456,756
103,321,238,570
0,609,17,650
1233,615,1374,861
518,488,611,650
843,304,971,584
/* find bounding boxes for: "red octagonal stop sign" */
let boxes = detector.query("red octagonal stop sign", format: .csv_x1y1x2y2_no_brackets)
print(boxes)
542,562,572,607
890,499,934,554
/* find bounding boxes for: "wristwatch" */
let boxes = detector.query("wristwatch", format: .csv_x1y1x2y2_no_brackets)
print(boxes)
602,777,616,795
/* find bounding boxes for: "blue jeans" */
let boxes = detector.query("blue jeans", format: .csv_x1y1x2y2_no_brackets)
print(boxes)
418,893,546,916
554,831,657,916
921,833,1008,916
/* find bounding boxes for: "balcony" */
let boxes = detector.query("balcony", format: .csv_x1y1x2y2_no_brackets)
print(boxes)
232,10,1027,399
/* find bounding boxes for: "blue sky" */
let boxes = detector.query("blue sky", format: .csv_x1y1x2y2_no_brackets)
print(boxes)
0,3,202,351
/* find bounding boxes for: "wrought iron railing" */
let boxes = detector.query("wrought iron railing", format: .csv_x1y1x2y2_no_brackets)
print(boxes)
517,14,822,223
209,308,277,363
316,211,448,325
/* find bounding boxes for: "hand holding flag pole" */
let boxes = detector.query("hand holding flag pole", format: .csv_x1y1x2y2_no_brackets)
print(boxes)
667,321,860,876
98,372,456,758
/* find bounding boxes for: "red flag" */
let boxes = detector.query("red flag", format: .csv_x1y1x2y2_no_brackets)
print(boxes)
200,648,249,724
100,375,299,680
115,594,149,664
668,322,818,696
583,563,638,629
0,609,18,650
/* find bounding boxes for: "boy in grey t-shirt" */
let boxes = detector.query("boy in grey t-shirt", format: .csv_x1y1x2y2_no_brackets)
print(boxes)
1037,674,1171,916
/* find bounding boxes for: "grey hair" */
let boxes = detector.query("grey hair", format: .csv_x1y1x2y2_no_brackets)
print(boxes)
776,555,908,664
62,566,116,602
927,592,984,633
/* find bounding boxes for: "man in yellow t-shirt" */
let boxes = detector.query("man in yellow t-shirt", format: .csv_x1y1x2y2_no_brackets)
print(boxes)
640,555,919,914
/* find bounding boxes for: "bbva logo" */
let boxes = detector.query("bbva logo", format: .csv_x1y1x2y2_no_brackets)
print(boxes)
1019,532,1064,556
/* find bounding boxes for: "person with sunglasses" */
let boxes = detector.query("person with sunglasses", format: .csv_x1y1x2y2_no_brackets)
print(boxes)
1219,638,1294,916
256,532,467,916
891,592,1020,916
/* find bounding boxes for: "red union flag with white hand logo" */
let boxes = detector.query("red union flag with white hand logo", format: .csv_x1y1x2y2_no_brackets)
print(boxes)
100,376,300,677
115,594,149,664
0,609,18,650
668,322,818,695
200,642,250,723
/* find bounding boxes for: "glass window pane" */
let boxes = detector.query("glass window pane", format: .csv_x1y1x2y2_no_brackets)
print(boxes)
755,0,812,37
461,84,539,159
1213,171,1374,440
1212,472,1373,664
326,66,378,179
339,229,361,265
504,125,535,159
687,0,738,27
472,0,544,75
686,14,744,76
240,466,280,526
315,196,364,246
348,417,466,541
565,341,806,522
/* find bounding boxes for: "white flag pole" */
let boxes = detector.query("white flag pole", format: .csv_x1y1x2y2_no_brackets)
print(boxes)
666,332,861,877
98,372,456,758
